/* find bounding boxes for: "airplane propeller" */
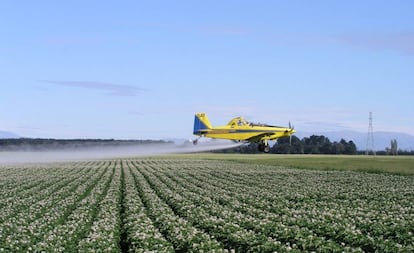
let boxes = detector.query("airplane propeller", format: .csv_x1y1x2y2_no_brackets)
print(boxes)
288,121,294,145
289,121,295,131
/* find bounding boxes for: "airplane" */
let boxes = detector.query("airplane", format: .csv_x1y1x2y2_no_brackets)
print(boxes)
193,112,296,153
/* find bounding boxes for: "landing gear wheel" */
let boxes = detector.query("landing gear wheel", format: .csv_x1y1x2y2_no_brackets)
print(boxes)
258,143,265,152
258,142,270,153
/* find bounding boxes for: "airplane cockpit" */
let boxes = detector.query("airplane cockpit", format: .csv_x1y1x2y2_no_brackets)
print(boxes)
228,117,250,127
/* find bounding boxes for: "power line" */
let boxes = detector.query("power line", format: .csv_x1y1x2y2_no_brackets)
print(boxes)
366,112,376,155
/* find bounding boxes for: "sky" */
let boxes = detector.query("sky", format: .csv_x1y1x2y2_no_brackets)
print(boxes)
1,1,413,140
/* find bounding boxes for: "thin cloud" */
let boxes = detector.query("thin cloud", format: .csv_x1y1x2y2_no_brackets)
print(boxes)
43,36,98,45
145,21,414,55
40,80,145,96
128,111,145,116
201,25,251,36
143,22,251,37
264,31,414,56
301,121,351,130
338,32,414,55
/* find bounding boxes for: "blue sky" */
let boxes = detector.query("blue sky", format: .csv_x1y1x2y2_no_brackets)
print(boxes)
1,1,413,139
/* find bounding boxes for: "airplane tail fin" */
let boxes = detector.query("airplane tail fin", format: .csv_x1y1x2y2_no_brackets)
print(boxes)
193,113,212,135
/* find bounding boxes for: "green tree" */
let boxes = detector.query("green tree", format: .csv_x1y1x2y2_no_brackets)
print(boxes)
391,139,398,155
344,140,357,154
303,135,332,154
273,136,303,154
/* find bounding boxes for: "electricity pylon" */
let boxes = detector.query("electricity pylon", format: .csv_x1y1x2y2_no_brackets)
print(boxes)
366,112,376,155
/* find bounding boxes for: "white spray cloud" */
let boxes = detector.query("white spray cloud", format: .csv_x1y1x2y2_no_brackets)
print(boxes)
0,140,243,165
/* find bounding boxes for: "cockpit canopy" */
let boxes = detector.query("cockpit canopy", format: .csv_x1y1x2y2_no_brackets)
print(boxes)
227,117,249,127
227,117,279,128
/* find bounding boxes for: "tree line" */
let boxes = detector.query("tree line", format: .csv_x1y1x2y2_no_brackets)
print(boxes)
220,135,358,154
0,138,172,151
218,135,414,155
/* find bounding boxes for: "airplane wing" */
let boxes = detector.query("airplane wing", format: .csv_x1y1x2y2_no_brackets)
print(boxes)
246,132,279,142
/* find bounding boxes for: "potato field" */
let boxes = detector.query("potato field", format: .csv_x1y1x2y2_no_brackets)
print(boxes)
0,156,413,252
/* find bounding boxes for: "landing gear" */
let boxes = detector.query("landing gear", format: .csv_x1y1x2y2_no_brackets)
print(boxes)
192,136,201,145
258,140,270,153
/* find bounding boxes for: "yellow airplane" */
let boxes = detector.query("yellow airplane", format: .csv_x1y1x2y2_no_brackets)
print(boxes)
193,112,296,153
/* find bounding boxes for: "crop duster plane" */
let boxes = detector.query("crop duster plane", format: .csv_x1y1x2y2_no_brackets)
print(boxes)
193,112,296,153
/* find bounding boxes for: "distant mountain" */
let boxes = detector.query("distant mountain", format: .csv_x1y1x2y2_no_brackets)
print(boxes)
0,131,19,138
295,130,414,151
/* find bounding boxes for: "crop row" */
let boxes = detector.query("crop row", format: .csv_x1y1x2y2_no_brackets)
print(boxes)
131,158,414,252
0,158,413,252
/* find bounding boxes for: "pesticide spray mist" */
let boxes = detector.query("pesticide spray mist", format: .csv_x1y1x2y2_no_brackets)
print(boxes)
0,140,244,165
